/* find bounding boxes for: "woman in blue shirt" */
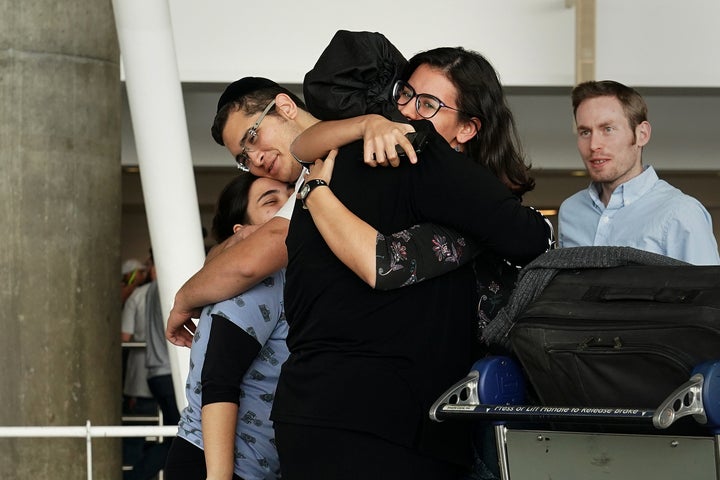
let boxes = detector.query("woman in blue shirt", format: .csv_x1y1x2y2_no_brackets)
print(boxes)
165,173,294,480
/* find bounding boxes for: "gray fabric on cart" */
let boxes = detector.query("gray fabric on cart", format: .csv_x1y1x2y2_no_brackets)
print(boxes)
481,246,688,350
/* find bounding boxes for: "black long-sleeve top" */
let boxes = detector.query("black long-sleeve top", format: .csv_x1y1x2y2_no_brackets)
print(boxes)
274,121,552,467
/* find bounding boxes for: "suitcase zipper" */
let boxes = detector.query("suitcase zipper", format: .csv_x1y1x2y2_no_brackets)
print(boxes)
546,340,695,371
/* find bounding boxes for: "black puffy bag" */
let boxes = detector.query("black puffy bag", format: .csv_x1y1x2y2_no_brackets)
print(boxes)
303,29,407,123
511,264,720,409
482,246,720,414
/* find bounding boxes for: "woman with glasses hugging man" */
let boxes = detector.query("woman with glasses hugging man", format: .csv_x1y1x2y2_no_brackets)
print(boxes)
274,45,552,479
292,45,553,332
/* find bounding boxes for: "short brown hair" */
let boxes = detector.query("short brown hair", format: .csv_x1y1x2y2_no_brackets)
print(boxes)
211,80,306,146
572,80,648,135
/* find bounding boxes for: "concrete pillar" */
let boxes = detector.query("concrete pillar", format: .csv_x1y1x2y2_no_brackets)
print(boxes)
0,1,122,478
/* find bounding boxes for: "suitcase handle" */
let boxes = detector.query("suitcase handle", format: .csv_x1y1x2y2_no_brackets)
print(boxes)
584,286,699,303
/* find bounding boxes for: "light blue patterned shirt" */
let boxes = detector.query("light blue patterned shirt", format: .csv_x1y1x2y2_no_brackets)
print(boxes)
558,166,719,265
177,270,288,480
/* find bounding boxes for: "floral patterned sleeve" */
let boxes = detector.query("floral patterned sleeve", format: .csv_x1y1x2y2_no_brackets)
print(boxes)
375,223,479,290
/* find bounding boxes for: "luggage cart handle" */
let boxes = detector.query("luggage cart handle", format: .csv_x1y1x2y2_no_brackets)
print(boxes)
652,360,720,433
653,372,705,429
430,357,720,432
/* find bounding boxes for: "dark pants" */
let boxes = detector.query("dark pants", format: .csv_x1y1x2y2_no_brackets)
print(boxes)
274,422,467,480
125,375,180,480
122,396,158,468
462,424,500,480
148,374,181,426
164,436,244,480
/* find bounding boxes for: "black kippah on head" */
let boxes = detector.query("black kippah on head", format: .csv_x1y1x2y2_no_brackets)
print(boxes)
216,77,280,113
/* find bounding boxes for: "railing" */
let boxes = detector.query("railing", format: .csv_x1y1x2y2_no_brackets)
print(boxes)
0,422,177,480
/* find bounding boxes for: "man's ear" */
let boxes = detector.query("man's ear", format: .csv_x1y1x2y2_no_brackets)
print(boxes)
274,93,298,120
232,223,245,234
635,120,651,147
457,117,481,144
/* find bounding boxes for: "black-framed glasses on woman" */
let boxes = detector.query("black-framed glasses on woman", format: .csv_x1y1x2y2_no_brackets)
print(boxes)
235,100,276,171
391,80,470,120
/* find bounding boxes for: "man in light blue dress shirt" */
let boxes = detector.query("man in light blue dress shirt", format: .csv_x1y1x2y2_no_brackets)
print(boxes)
558,80,719,265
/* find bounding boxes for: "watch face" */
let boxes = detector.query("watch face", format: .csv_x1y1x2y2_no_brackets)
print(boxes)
300,184,311,199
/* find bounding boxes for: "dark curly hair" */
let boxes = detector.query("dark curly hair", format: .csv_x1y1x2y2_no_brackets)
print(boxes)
211,86,306,146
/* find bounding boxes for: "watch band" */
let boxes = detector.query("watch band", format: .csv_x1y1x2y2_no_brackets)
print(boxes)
301,179,328,209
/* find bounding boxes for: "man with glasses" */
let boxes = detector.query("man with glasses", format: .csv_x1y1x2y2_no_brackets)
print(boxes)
166,74,431,343
166,75,478,346
166,77,318,347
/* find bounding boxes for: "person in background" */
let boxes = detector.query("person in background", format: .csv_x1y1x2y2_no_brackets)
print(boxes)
558,80,719,265
164,173,293,480
125,254,180,480
120,256,156,471
122,258,149,305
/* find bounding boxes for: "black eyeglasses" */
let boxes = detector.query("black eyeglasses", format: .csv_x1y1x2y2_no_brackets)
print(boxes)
235,100,276,171
392,80,471,119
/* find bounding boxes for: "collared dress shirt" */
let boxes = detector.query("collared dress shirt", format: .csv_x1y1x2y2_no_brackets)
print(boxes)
559,165,719,265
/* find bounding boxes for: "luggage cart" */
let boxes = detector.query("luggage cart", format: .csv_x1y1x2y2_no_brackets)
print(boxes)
430,356,720,479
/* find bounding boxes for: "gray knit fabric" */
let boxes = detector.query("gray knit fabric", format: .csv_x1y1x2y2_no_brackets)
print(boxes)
481,246,688,350
145,281,172,378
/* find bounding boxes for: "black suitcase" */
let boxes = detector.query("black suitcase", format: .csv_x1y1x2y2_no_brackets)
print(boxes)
509,263,720,409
